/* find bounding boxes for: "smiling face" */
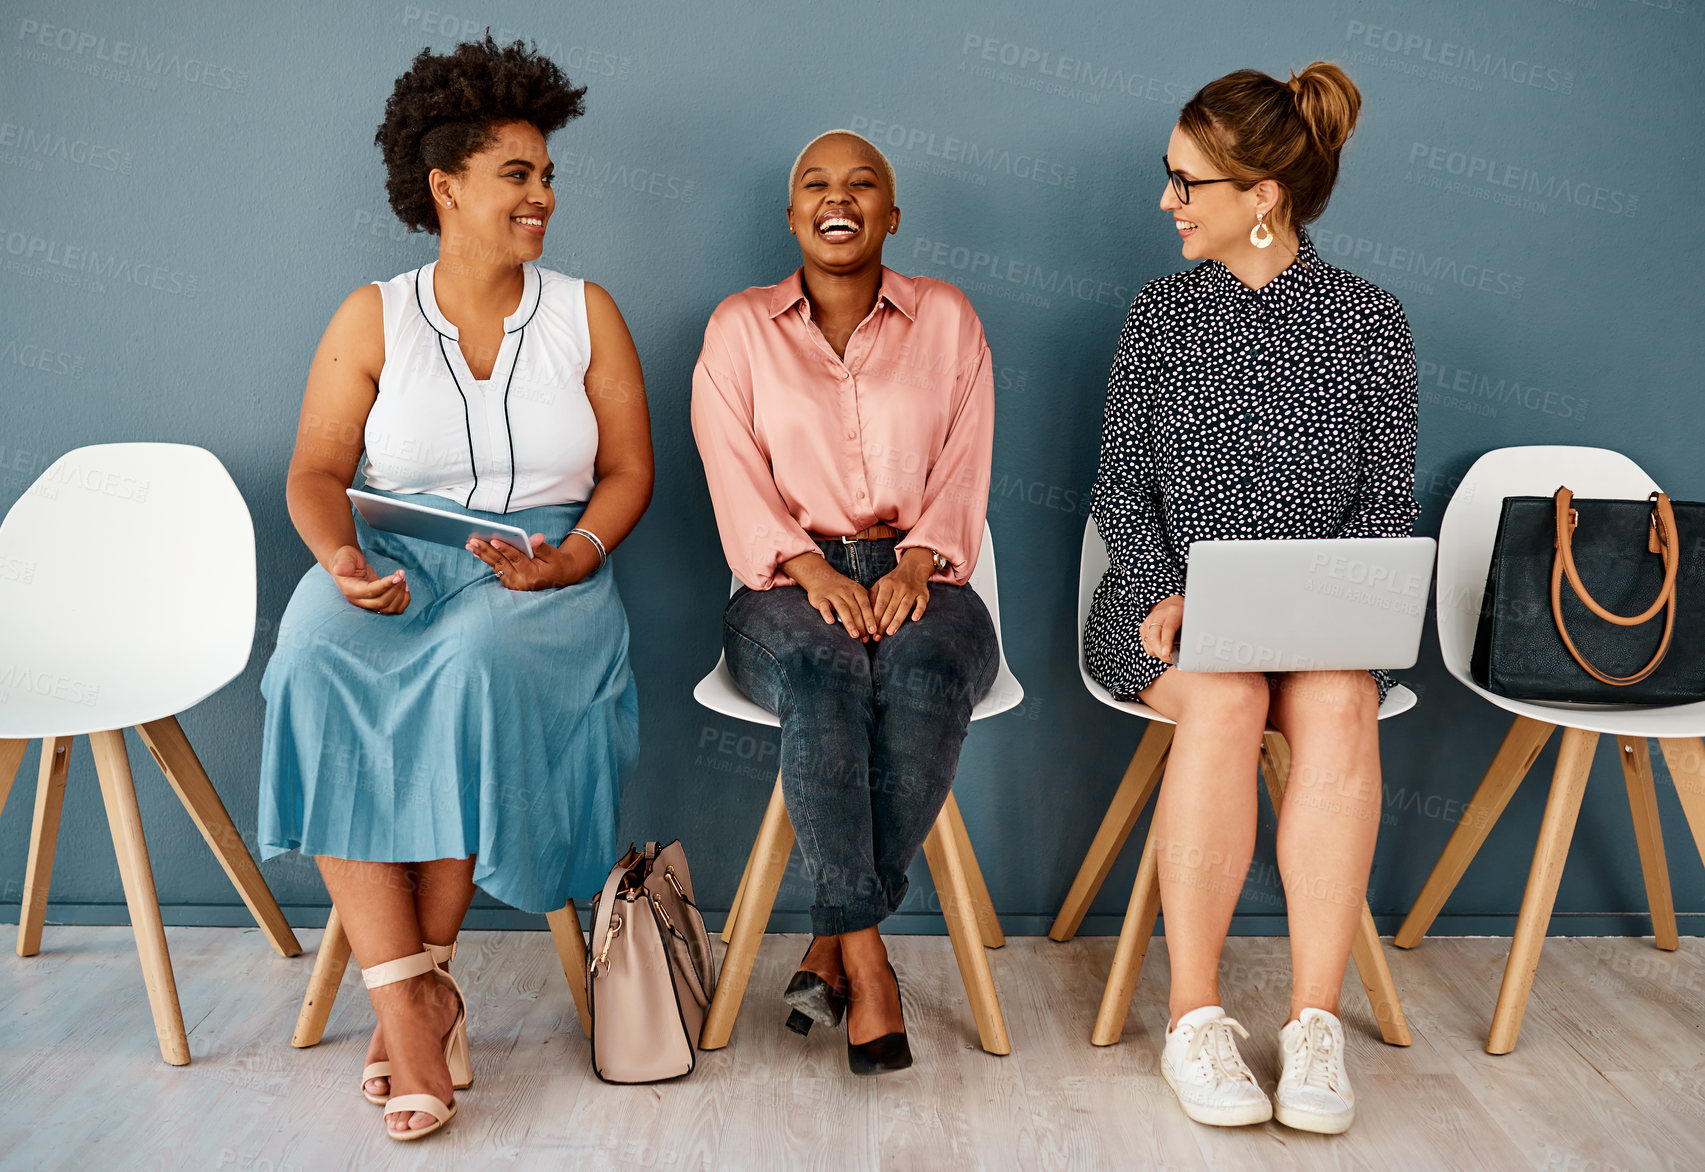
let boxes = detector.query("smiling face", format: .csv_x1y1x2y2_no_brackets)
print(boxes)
430,119,555,264
1160,124,1281,265
785,134,899,275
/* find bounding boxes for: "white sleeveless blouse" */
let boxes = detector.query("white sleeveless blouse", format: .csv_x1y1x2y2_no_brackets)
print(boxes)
361,262,599,512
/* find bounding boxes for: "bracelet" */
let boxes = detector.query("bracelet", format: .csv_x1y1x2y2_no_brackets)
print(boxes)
569,526,607,569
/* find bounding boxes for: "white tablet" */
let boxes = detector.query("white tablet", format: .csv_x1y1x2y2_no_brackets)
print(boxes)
1176,537,1435,672
347,489,535,559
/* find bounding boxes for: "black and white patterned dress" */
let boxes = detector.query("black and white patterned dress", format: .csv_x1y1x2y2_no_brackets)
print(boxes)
1083,230,1420,702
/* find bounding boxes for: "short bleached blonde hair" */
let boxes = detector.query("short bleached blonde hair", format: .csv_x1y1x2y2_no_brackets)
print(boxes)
788,129,897,201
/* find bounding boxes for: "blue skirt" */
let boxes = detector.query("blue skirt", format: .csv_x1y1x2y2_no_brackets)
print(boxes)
257,490,638,915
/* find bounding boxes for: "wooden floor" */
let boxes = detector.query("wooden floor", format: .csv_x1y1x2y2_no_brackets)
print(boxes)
0,928,1701,1171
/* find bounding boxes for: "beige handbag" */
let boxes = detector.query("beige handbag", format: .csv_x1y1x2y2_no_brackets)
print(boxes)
586,840,718,1083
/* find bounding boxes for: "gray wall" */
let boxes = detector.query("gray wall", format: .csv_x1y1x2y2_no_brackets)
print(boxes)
2,0,1701,936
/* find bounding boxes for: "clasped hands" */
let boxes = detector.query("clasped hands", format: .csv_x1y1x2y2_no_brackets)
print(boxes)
789,547,936,642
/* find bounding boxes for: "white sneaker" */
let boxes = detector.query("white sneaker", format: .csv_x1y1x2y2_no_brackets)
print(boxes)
1160,1006,1273,1127
1275,1008,1355,1134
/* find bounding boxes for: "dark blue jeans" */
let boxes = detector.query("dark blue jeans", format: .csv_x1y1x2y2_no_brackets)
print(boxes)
723,536,998,936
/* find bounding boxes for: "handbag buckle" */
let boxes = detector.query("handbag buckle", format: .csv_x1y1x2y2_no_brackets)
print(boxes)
663,866,689,903
591,913,623,977
649,891,678,937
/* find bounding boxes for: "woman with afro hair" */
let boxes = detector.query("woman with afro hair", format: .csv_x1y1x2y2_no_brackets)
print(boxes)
257,36,651,1141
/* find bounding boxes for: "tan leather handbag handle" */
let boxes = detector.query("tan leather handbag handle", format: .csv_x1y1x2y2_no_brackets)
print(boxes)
1548,486,1678,686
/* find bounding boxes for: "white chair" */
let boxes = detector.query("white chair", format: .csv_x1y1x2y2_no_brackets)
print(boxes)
0,443,301,1065
1394,446,1705,1053
696,521,1023,1055
1049,516,1415,1047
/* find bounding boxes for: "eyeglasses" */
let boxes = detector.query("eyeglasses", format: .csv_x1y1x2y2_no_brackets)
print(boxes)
1162,155,1234,205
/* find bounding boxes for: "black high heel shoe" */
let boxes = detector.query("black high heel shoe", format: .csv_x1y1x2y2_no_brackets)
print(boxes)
847,962,912,1075
783,938,848,1036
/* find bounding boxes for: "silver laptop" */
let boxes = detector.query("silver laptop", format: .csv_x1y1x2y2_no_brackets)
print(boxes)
1175,538,1436,673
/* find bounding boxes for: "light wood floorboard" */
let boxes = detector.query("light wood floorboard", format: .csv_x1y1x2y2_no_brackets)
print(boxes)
0,929,1700,1170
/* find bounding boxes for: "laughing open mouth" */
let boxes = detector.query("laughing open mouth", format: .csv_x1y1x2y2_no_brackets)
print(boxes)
817,214,860,241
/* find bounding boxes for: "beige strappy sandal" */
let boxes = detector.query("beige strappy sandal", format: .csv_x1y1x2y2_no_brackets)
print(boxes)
361,941,467,1105
360,948,472,1141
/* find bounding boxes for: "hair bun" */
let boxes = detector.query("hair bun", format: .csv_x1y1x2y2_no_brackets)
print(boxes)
1287,61,1361,153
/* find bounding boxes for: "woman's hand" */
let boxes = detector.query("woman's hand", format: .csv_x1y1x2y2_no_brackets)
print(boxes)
328,545,410,614
1140,594,1185,663
466,533,597,591
785,553,879,642
870,548,934,636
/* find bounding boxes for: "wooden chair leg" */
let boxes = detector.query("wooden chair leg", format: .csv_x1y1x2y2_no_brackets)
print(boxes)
1348,905,1412,1046
1617,736,1678,951
1395,716,1555,948
18,736,72,957
1050,722,1173,942
1090,828,1162,1046
943,792,1004,949
546,899,592,1036
0,738,28,820
1260,733,1411,1047
1487,727,1599,1054
1655,738,1705,874
721,831,758,945
135,716,301,958
700,771,794,1051
88,728,190,1065
291,907,352,1048
923,812,1010,1055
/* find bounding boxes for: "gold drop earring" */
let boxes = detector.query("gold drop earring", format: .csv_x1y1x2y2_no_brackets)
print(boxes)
1250,210,1273,249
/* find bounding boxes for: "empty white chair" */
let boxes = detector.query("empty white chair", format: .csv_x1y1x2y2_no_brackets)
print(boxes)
1050,515,1414,1047
0,443,300,1065
696,521,1022,1055
1395,446,1705,1053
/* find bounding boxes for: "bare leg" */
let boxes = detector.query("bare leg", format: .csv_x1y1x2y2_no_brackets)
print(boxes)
318,857,456,1136
1138,671,1271,1027
415,856,478,946
841,926,904,1044
365,856,477,1099
1267,671,1382,1021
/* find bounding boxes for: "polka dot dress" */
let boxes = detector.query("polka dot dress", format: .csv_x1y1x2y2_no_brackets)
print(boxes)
1083,229,1420,702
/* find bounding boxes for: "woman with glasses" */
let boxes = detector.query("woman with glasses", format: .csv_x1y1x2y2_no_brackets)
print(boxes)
1083,62,1418,1135
691,129,997,1076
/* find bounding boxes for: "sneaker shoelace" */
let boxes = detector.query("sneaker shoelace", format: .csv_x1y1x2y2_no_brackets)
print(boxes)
1182,1015,1257,1086
1287,1015,1345,1095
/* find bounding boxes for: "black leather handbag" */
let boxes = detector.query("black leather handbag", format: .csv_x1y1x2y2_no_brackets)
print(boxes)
1472,487,1705,703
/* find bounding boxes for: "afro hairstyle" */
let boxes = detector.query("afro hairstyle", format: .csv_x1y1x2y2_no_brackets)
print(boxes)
376,34,587,234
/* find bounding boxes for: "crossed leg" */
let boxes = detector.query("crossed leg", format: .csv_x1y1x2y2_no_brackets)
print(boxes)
319,856,475,1136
